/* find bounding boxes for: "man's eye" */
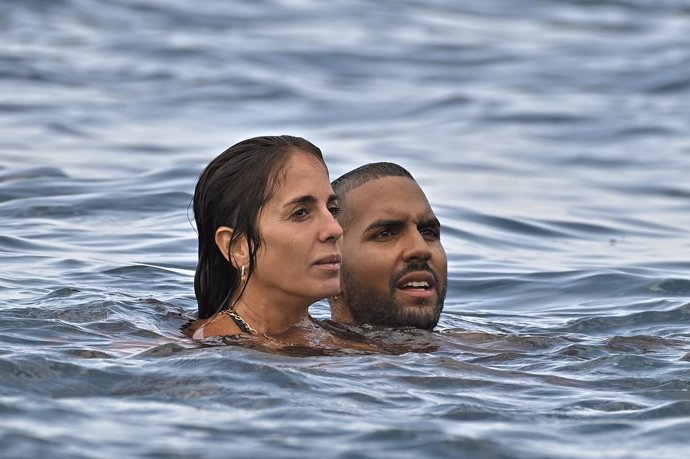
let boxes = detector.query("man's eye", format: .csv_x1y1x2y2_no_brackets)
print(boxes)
421,228,439,239
328,206,341,216
375,229,394,238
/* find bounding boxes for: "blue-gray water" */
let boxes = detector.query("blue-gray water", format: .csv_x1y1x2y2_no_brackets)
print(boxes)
2,1,690,458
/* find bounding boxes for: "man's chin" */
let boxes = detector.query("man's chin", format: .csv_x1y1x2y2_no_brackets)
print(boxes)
341,279,444,329
394,289,437,308
388,297,441,329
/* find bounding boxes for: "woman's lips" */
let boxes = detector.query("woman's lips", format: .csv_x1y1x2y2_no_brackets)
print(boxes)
314,254,342,271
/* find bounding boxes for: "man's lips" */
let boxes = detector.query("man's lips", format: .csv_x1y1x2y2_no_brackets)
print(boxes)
396,271,436,298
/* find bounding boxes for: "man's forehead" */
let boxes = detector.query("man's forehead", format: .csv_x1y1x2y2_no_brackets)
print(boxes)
344,176,435,224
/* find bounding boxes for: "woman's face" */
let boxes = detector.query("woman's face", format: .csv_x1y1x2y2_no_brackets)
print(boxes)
251,150,343,304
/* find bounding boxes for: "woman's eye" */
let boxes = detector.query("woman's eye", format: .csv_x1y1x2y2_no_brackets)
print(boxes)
291,208,309,219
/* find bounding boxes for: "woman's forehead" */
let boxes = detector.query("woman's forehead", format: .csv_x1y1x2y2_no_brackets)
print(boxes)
270,151,331,201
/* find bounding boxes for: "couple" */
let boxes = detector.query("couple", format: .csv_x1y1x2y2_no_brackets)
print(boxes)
185,135,447,350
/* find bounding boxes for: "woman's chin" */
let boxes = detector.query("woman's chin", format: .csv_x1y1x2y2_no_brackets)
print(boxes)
308,282,341,302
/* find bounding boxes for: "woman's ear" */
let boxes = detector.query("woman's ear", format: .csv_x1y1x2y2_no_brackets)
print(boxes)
215,226,248,268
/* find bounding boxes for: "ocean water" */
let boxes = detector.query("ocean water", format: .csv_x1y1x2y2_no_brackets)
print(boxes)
1,0,690,457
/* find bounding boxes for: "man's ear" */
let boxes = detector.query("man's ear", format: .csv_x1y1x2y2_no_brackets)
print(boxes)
215,227,249,269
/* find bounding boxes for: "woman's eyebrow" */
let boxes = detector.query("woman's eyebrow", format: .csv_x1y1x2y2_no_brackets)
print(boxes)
283,195,317,208
284,193,338,207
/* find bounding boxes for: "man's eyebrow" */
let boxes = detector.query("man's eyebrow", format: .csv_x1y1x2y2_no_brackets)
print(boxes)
364,216,441,233
420,217,441,228
364,219,404,232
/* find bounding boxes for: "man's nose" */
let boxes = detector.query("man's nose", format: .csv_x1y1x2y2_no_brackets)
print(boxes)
402,230,432,261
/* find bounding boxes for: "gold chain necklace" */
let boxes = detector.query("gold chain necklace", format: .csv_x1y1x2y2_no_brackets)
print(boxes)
224,308,285,344
224,306,319,346
224,308,258,335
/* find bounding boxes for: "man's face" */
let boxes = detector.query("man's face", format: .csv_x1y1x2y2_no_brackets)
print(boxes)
339,176,447,329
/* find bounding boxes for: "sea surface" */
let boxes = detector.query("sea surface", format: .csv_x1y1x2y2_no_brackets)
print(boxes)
1,0,690,458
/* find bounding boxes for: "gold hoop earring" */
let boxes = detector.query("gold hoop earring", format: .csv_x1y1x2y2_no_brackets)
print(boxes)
240,264,247,282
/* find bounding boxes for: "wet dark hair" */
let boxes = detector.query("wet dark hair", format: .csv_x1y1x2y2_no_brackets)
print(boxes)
193,135,325,319
331,162,414,229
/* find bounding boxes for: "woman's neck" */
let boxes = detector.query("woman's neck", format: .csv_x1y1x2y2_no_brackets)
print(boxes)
230,286,312,335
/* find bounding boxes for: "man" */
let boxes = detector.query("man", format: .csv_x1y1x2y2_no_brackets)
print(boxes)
329,162,448,329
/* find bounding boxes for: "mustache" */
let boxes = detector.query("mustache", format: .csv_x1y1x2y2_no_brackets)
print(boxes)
390,261,437,288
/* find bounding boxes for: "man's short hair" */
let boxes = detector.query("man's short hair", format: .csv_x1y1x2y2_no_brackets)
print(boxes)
332,163,415,229
332,162,414,197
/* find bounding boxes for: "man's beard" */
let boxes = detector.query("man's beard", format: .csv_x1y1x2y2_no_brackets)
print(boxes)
341,262,446,330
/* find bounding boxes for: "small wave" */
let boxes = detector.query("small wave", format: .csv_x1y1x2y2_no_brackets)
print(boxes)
562,302,690,335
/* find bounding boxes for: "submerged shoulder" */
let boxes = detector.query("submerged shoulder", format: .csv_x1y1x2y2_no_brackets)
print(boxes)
184,312,242,339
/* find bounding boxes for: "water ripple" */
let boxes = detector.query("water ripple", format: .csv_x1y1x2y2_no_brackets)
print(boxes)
2,0,690,457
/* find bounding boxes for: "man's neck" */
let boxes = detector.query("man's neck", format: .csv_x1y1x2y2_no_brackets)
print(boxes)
329,297,356,324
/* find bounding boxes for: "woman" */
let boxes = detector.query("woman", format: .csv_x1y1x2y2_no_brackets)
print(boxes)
185,135,344,342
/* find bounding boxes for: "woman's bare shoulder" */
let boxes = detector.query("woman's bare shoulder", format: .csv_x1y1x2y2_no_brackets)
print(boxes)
184,312,242,339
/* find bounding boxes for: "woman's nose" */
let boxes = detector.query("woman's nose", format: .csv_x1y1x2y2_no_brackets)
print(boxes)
320,210,343,242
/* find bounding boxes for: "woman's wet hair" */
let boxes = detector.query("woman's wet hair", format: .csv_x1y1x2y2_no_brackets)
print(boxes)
193,135,325,319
